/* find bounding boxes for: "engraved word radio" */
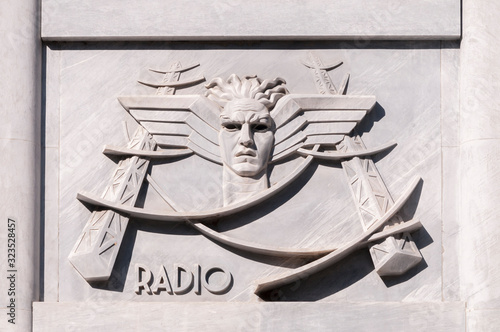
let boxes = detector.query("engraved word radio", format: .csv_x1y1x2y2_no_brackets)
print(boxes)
135,263,232,295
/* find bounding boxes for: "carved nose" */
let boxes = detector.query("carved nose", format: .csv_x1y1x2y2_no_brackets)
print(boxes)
239,124,253,147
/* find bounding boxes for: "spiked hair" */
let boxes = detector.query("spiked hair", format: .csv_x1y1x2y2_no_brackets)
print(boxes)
205,74,288,110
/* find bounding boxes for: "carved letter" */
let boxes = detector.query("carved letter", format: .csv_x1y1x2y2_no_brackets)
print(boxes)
150,265,173,294
173,263,194,295
193,264,202,295
135,263,152,295
202,267,232,295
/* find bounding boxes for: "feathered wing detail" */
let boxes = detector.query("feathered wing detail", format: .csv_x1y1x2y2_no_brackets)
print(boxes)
118,95,223,164
270,94,376,162
117,94,376,164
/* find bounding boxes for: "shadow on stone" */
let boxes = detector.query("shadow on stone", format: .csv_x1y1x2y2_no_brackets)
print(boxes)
215,161,320,232
358,102,386,135
382,256,428,288
89,220,139,292
259,250,374,301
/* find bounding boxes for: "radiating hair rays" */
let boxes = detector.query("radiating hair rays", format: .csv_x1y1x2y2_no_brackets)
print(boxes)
205,74,288,110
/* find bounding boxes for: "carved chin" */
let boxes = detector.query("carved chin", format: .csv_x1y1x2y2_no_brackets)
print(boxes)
230,163,265,177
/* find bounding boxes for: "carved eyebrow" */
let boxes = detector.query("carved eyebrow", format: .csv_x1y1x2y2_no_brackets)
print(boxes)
220,112,245,124
248,113,271,123
220,114,244,132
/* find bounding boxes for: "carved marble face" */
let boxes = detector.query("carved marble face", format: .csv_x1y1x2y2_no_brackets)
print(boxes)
219,98,274,177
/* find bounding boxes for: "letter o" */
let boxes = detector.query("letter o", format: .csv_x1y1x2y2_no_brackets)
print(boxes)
202,267,232,295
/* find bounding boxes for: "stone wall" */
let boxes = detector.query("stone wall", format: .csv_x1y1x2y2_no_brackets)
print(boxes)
1,1,500,331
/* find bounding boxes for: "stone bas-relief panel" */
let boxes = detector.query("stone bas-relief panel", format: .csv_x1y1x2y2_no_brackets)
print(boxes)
47,42,443,303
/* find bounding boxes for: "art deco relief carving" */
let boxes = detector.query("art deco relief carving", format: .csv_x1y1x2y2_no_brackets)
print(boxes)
69,53,423,298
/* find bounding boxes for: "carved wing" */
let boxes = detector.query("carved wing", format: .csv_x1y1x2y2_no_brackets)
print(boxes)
118,95,223,164
270,94,376,162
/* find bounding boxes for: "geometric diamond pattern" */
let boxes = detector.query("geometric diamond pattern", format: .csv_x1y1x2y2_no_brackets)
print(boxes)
69,126,156,280
69,61,185,281
339,135,421,276
301,51,421,278
339,136,397,230
304,52,421,278
307,52,338,95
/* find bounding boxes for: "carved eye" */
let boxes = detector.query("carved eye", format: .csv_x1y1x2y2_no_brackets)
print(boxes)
252,124,269,132
222,123,242,131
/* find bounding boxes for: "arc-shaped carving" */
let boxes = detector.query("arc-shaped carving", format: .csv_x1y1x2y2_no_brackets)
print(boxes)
189,219,422,258
69,126,155,281
77,150,316,222
296,141,397,160
254,176,421,294
142,161,423,259
103,145,193,158
70,62,424,292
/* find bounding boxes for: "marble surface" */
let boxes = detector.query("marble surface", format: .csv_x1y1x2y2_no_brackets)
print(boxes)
0,0,41,331
41,0,461,41
460,0,500,314
5,0,500,330
33,301,466,331
440,42,461,302
467,308,500,331
42,41,446,305
22,0,500,330
43,47,61,302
